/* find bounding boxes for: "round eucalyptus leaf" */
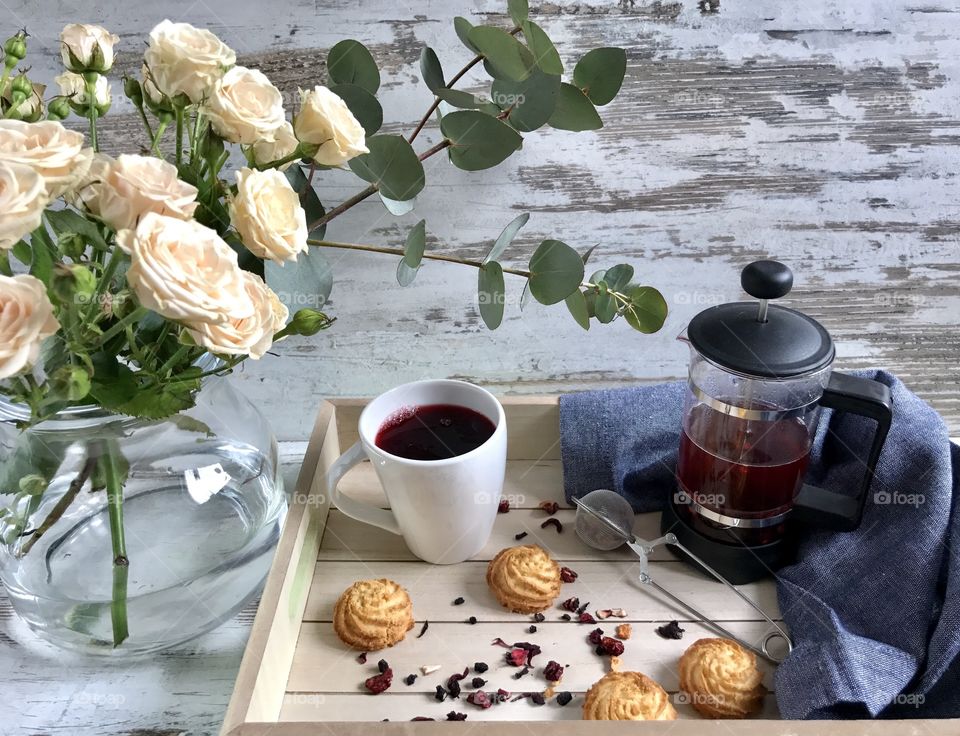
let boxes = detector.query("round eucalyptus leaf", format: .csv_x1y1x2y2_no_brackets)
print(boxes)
327,40,380,95
589,268,606,284
468,26,535,82
520,279,533,311
284,165,326,240
436,88,487,109
521,20,563,75
583,288,597,318
485,212,529,264
527,239,585,305
508,0,529,26
492,69,560,132
454,16,481,53
573,47,627,106
396,219,426,287
266,247,332,314
329,83,382,136
549,83,602,132
594,291,616,323
420,47,445,92
603,263,634,291
478,261,505,329
440,110,523,171
565,289,590,331
380,192,416,216
581,244,598,265
624,285,668,333
348,134,425,201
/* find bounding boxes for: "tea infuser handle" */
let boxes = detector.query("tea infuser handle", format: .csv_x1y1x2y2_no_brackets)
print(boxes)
792,372,892,531
326,441,402,536
741,260,793,323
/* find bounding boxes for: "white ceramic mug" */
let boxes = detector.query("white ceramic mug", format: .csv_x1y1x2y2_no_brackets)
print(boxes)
325,379,507,564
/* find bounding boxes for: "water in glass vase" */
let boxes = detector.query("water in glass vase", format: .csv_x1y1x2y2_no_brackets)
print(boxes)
0,377,286,655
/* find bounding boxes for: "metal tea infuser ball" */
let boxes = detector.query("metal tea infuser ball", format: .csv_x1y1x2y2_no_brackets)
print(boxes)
573,488,793,664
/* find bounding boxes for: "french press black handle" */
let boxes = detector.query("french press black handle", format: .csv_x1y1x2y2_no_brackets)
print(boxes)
792,372,892,531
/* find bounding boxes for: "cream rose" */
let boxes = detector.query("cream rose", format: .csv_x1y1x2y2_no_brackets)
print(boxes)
205,66,286,145
294,86,368,166
55,72,112,114
229,168,307,264
252,121,298,170
124,213,253,325
140,63,165,107
0,161,48,249
185,271,288,359
85,154,198,233
60,23,118,73
144,20,236,103
0,274,60,380
0,120,92,198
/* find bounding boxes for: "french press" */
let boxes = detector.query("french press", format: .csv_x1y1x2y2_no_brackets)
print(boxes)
662,261,893,583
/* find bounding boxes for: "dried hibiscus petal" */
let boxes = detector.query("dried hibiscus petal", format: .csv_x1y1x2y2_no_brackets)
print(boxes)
587,627,604,645
539,501,560,515
561,597,580,612
466,690,493,709
543,660,564,682
533,612,545,623
514,531,528,540
599,636,625,656
471,677,486,688
559,566,578,583
579,612,597,624
356,652,367,664
365,667,393,694
498,499,510,513
513,642,542,664
492,637,511,648
506,648,527,666
446,711,468,721
540,518,563,533
556,691,573,706
403,673,417,686
656,620,686,640
474,662,489,673
377,658,389,673
512,666,530,680
530,692,546,705
496,688,511,702
435,685,447,702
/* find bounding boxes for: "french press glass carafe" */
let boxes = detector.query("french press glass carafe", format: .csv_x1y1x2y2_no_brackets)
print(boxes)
662,261,893,583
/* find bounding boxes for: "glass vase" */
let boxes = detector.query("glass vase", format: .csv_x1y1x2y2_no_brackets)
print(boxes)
0,374,286,656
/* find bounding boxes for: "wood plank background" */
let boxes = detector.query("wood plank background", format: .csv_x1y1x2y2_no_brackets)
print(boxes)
2,0,959,734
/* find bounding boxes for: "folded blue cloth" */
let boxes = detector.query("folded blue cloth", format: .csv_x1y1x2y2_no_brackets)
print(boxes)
559,370,960,719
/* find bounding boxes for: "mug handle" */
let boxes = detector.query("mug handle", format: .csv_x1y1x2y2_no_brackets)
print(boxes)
793,372,892,531
326,441,402,535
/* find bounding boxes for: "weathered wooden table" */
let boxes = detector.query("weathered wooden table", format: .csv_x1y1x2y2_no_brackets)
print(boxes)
3,0,959,733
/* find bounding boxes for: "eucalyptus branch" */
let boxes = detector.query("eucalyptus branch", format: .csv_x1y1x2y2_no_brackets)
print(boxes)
407,26,521,144
308,238,530,278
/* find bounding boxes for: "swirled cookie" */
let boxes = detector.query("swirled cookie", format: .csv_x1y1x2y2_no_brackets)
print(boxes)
486,544,561,613
583,671,677,721
333,578,415,651
678,638,766,718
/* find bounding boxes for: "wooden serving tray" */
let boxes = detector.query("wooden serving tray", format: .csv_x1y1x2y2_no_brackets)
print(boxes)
220,397,945,735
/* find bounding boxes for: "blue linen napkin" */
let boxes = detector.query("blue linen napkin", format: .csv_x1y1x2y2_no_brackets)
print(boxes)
559,370,960,719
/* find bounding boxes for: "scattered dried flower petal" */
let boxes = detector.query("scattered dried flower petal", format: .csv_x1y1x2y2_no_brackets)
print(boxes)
467,616,477,625
512,666,530,680
540,518,563,533
616,623,632,640
528,624,537,634
656,620,685,640
587,628,604,645
556,691,573,706
404,673,417,686
561,597,580,612
446,712,467,721
507,648,527,667
560,613,572,621
471,677,486,688
474,662,489,673
598,636,625,656
452,596,465,605
498,499,510,513
356,652,367,664
514,531,528,540
492,637,511,648
579,612,597,624
466,690,492,709
377,659,389,673
421,665,441,675
411,716,434,721
530,692,546,705
365,667,393,694
544,661,564,682
533,612,545,623
559,566,578,583
539,501,560,515
435,685,447,702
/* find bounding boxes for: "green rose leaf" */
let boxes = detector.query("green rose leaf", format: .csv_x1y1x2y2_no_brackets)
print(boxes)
527,239,585,305
521,20,563,75
327,40,380,95
549,83,602,131
328,83,382,136
284,164,326,240
573,47,627,106
603,263,634,291
348,134,425,201
624,285,668,333
420,46,445,93
117,374,200,419
440,110,523,171
454,17,481,53
266,247,333,315
478,260,505,329
11,240,30,265
468,26,535,81
508,0,529,25
594,291,616,323
485,212,529,264
565,289,590,330
397,219,426,287
45,209,108,252
29,227,55,286
492,69,560,132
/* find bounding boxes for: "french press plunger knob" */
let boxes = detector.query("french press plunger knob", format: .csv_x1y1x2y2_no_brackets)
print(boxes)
741,260,793,323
